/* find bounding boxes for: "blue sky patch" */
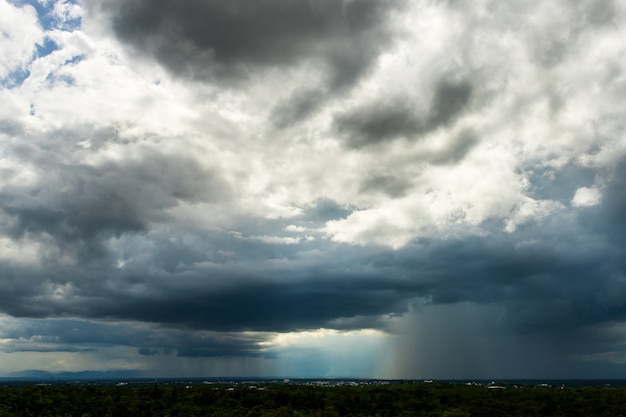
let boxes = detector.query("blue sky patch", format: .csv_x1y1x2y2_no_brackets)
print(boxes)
0,67,31,89
46,71,75,87
36,36,59,59
9,0,82,31
64,54,85,66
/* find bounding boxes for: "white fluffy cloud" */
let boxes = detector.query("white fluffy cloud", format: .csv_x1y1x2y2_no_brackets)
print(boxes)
0,1,43,80
5,0,626,249
572,186,602,207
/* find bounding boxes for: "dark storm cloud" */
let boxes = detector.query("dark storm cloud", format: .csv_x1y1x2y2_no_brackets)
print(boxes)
298,197,353,222
426,79,472,129
2,319,148,347
0,251,413,333
135,329,274,359
359,174,411,198
2,162,625,338
334,78,473,148
270,88,327,128
104,0,405,128
167,333,270,359
0,317,271,358
4,169,624,338
420,234,617,328
108,0,402,87
101,276,410,332
4,0,626,379
1,101,625,364
405,218,625,335
1,163,626,359
0,148,229,258
0,184,413,332
334,97,422,147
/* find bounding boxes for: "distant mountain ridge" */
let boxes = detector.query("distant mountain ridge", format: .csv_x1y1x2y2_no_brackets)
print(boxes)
1,370,144,380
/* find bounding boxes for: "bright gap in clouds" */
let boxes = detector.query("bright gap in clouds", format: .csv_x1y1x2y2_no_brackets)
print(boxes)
0,0,626,379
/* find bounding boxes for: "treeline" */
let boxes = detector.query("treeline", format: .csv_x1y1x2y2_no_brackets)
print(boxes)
0,381,625,416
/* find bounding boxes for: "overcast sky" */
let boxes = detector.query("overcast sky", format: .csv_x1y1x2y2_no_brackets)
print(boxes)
1,0,626,379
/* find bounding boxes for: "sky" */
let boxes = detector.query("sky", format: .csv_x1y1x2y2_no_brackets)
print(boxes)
0,0,626,380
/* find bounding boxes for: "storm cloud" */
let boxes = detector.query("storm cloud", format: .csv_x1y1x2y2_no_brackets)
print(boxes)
334,78,473,148
107,0,402,87
1,0,626,379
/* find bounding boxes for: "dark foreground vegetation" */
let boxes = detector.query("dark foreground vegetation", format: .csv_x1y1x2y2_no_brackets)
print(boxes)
1,380,626,417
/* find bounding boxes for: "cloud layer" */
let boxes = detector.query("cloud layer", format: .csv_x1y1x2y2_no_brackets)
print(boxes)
1,0,626,378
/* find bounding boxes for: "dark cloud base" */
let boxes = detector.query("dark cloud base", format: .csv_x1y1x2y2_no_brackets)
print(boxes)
334,78,473,148
106,0,406,128
109,0,402,87
1,147,229,259
2,152,626,370
2,162,625,334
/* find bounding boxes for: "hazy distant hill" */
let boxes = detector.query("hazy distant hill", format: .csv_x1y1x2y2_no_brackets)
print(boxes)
0,370,143,381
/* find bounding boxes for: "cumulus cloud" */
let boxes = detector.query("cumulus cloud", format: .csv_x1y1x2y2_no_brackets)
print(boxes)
572,186,601,207
0,1,43,81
